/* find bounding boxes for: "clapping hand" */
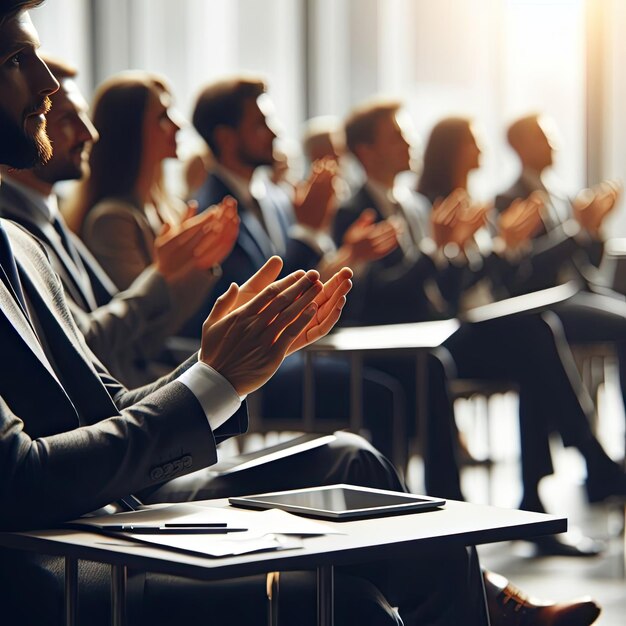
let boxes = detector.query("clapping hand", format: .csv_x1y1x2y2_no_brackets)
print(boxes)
498,191,544,249
293,158,338,231
341,209,400,263
200,257,352,393
574,179,621,237
199,267,323,396
431,189,487,249
154,197,239,281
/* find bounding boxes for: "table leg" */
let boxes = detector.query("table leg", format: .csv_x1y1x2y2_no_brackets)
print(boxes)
317,564,334,626
64,557,78,626
304,350,315,430
415,351,428,458
350,353,364,434
111,564,128,626
266,571,280,626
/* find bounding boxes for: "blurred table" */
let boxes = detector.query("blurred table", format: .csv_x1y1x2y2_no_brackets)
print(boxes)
303,319,460,470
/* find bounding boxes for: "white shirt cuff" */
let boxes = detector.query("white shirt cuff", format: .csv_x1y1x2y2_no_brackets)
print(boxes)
178,362,244,431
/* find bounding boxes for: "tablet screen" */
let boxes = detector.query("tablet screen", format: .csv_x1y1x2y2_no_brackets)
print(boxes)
229,484,445,520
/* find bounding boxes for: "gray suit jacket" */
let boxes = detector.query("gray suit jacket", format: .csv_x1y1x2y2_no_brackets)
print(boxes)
0,181,182,386
80,197,218,346
494,175,604,295
0,219,246,530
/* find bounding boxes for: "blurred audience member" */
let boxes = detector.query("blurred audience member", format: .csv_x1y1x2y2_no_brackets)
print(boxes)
182,145,214,200
66,72,239,295
333,102,626,553
188,75,403,459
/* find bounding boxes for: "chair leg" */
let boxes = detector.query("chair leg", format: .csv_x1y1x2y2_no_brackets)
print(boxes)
267,571,280,626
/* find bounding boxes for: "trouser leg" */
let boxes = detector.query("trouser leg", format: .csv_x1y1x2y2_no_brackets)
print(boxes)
141,431,406,504
141,570,402,626
343,545,489,626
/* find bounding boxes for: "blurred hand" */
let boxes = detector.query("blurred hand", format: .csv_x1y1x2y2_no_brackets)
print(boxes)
451,201,489,247
199,269,323,396
574,179,621,237
293,158,338,231
498,191,544,249
341,209,400,263
431,189,486,248
154,197,239,281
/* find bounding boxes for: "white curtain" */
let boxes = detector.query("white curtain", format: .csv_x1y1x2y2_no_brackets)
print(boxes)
32,0,625,230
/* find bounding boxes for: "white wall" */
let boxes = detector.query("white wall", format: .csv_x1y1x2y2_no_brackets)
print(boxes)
31,0,625,228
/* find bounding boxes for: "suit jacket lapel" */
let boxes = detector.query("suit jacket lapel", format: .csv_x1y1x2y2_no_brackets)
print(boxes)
70,234,117,306
16,255,120,423
0,277,62,386
38,220,97,310
209,173,276,266
256,182,290,257
0,183,99,310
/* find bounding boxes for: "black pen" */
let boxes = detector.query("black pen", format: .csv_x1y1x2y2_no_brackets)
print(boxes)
163,522,227,528
102,525,248,534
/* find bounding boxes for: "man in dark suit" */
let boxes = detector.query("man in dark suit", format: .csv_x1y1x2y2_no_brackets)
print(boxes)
188,76,407,462
334,99,626,554
495,113,626,420
0,54,241,387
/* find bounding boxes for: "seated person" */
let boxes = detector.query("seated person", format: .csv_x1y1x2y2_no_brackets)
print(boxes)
493,114,626,416
0,55,238,387
333,101,626,556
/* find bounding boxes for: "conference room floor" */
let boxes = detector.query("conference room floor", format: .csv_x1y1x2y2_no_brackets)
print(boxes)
236,360,626,625
442,373,626,626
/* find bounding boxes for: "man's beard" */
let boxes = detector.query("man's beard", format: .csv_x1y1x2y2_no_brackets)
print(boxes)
33,145,87,186
238,144,273,169
0,98,53,169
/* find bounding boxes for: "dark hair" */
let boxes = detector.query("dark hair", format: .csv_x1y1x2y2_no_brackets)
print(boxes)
192,76,266,157
65,73,156,233
344,99,402,160
417,117,472,202
507,113,540,153
0,0,43,26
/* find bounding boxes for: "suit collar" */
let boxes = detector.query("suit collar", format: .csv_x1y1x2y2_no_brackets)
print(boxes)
213,164,255,210
0,182,98,310
0,275,63,387
208,170,277,261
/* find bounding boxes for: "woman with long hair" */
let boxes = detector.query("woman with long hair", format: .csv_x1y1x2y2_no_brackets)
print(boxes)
66,72,237,291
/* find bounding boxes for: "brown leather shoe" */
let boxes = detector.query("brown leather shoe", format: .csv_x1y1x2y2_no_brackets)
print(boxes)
484,571,601,626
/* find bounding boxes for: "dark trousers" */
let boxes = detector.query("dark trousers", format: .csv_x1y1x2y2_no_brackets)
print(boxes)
553,290,626,406
258,352,404,463
424,312,597,499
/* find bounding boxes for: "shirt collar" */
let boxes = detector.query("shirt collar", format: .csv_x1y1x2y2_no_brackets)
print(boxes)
213,163,255,210
2,175,58,222
365,178,396,218
521,167,547,194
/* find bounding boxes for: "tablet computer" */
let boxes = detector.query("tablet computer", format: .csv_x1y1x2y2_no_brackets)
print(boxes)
229,484,445,520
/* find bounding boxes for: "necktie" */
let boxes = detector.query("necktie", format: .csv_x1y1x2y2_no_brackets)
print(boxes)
50,214,97,310
0,222,28,311
51,214,81,265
